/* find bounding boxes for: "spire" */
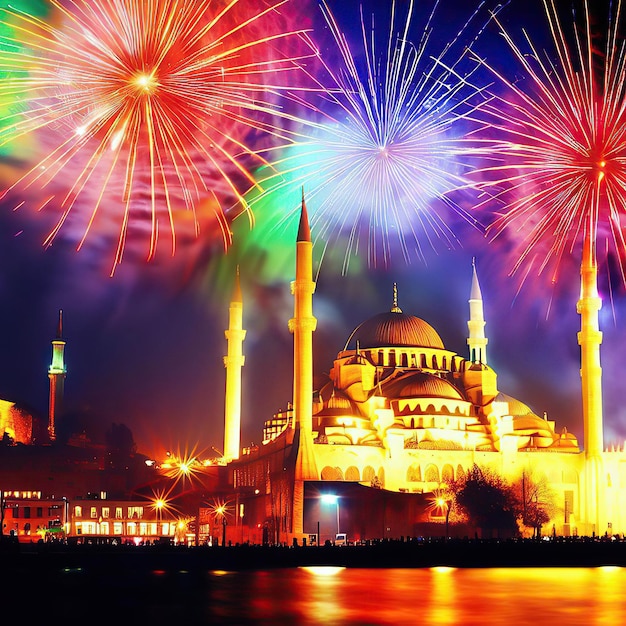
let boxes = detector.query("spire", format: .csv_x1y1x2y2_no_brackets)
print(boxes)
56,309,63,339
390,282,402,313
470,258,482,300
297,187,311,243
233,265,242,303
467,260,488,365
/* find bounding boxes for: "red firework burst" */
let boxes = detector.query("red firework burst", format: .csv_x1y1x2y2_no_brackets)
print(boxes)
0,0,315,274
472,0,626,286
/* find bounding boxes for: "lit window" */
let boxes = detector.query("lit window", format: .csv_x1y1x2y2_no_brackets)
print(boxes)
102,507,110,519
115,507,123,519
128,506,143,519
113,522,123,535
90,507,98,519
74,505,82,517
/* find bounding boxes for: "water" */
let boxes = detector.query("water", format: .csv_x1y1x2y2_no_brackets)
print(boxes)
45,565,626,624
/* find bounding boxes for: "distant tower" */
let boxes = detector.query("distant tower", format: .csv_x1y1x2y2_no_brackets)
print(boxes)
467,258,488,365
48,310,66,442
223,267,246,461
289,191,319,534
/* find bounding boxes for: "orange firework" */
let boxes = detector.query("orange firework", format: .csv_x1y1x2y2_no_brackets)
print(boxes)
0,0,315,274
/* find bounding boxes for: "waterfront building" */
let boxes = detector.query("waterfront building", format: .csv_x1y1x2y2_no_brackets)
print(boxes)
220,195,626,544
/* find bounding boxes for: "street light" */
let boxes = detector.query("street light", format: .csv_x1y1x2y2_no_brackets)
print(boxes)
436,497,451,539
155,498,164,538
321,494,340,539
215,504,227,546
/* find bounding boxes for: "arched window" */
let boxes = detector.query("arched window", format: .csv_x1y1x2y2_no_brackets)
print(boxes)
424,464,440,483
363,466,376,483
377,467,385,488
321,466,344,481
345,466,360,481
442,464,454,482
407,464,422,482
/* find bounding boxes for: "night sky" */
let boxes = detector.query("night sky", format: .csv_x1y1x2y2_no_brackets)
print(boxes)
1,0,625,460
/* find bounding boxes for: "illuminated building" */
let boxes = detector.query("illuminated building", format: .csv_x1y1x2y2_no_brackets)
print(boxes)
1,492,68,542
223,196,626,544
0,399,33,445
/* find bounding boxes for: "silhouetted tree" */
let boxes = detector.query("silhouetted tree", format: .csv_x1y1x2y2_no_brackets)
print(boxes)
105,423,137,468
512,469,557,538
452,464,518,538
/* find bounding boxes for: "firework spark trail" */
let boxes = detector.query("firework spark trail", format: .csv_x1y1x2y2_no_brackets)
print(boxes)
471,0,626,286
0,0,316,274
243,0,491,275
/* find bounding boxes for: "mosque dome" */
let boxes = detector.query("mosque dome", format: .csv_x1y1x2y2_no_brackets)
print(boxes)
346,284,444,349
385,372,463,400
349,311,444,349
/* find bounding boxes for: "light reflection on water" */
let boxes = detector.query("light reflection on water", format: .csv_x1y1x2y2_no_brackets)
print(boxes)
202,567,626,625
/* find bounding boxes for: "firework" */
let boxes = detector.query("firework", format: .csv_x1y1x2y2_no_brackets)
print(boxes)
471,0,626,286
242,0,489,275
0,0,315,274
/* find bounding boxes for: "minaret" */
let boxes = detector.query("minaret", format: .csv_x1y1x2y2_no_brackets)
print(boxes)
48,310,66,442
289,191,318,536
577,232,604,458
467,258,488,365
223,267,246,461
577,231,604,534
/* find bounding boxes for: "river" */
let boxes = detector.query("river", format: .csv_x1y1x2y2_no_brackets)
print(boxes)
35,564,626,624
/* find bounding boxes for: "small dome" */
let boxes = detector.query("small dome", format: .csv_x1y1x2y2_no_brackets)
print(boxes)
385,372,463,400
497,393,535,417
348,311,444,349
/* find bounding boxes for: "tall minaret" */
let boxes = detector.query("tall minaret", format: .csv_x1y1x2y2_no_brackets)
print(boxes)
467,258,488,365
577,231,604,535
48,309,66,442
223,267,246,461
577,233,604,458
289,191,318,499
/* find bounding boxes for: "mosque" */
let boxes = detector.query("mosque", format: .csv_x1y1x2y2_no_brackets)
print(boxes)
218,195,626,545
3,193,625,545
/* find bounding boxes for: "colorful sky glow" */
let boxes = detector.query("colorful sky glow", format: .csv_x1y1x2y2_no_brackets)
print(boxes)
1,0,626,459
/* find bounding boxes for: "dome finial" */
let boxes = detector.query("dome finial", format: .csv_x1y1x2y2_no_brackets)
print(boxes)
391,283,402,313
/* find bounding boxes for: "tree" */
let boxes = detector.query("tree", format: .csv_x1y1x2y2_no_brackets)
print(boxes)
452,464,518,538
105,423,137,468
512,469,557,538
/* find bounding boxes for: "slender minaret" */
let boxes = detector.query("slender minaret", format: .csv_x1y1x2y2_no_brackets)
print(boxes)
223,267,246,461
289,191,319,481
577,233,604,458
48,310,66,442
467,258,488,365
577,231,604,535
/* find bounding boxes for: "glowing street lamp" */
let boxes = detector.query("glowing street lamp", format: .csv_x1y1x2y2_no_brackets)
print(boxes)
213,503,228,546
436,497,451,539
154,498,165,536
321,494,340,537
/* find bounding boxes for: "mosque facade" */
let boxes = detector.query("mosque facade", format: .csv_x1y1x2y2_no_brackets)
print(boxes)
222,197,626,545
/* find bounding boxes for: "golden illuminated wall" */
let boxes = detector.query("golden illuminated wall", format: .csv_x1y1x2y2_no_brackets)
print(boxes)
0,399,33,444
